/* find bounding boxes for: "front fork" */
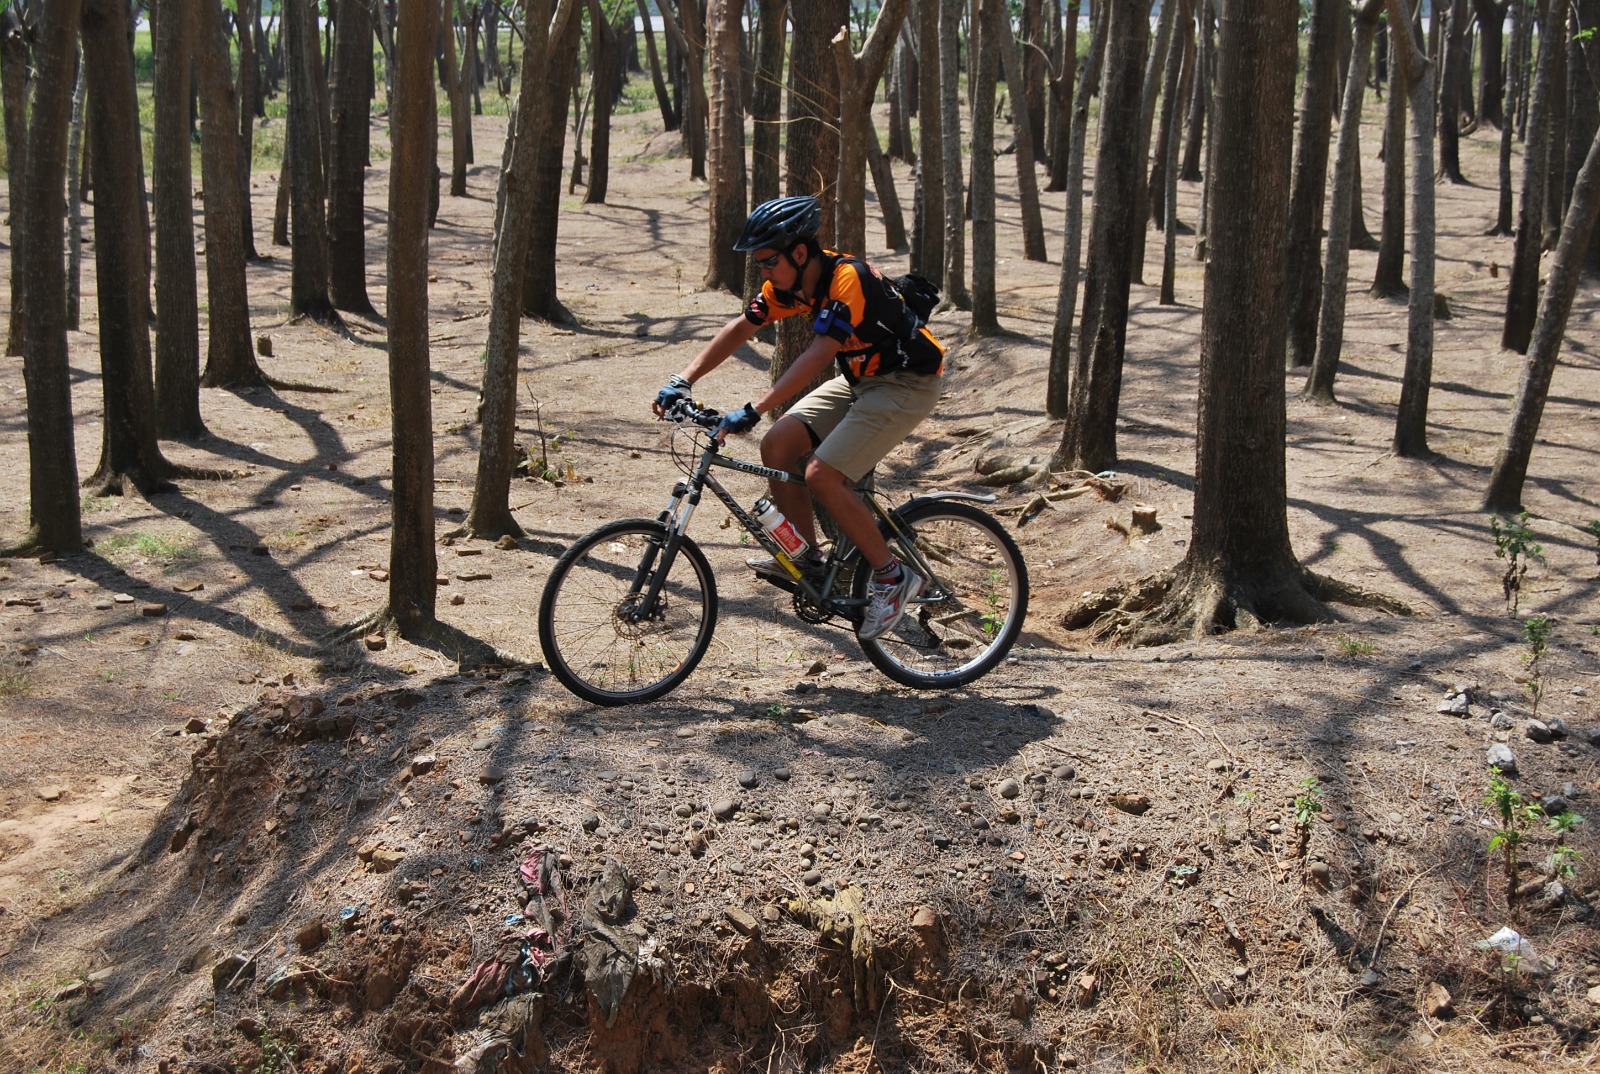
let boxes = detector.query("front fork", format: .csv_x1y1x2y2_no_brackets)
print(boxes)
625,481,699,621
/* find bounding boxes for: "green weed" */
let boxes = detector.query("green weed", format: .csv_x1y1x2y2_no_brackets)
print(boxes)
1485,769,1542,909
1292,777,1323,858
1333,634,1374,657
1521,615,1552,717
1491,511,1544,615
98,532,202,573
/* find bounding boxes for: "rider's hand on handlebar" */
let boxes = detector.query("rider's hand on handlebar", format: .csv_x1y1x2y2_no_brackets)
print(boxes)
715,403,760,443
653,374,692,418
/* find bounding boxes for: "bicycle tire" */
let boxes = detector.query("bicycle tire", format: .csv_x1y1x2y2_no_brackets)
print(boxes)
538,519,718,705
854,500,1029,689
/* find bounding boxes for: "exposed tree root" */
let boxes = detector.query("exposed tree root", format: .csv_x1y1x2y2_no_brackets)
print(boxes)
0,529,74,559
1062,563,1415,648
264,376,342,395
328,608,532,672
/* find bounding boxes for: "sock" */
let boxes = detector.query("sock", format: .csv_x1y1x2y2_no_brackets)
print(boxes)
873,561,903,585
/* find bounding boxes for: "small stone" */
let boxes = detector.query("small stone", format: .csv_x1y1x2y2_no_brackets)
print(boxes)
410,754,437,775
457,571,492,582
1423,981,1454,1019
712,799,738,821
581,813,601,833
1587,985,1600,1006
368,569,389,582
295,919,328,952
93,600,114,610
364,634,387,651
724,907,760,937
183,716,208,734
1526,720,1557,744
112,593,135,604
997,778,1021,800
211,954,256,992
1107,793,1151,816
1437,693,1470,716
738,770,760,790
1491,711,1515,730
1053,765,1077,782
811,802,832,820
368,849,405,872
1486,744,1518,774
774,767,791,781
35,786,63,802
140,603,168,618
256,335,273,356
802,869,822,886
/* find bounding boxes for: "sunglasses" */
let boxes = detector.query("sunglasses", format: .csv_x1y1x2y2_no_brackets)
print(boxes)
753,252,783,270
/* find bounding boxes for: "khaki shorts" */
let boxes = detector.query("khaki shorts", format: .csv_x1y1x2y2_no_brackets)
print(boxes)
785,371,943,482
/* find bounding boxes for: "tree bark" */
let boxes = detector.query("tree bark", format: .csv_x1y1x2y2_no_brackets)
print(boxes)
13,0,85,555
1503,0,1556,353
584,0,622,205
659,0,708,181
66,45,87,330
1053,0,1143,473
387,0,443,634
468,0,576,540
234,0,263,260
1129,0,1172,285
328,0,375,316
705,0,746,288
998,10,1048,262
1490,0,1526,235
153,0,206,440
1157,0,1188,306
1483,120,1600,512
939,0,970,305
1282,0,1340,368
1046,0,1081,192
440,0,472,197
83,0,179,496
2,9,30,357
1371,16,1409,299
520,2,581,322
1046,0,1108,420
1386,0,1439,459
866,123,909,250
969,0,1002,335
637,0,680,130
1474,0,1506,129
1179,0,1212,182
1437,0,1469,183
744,0,786,298
285,0,338,322
1304,0,1385,405
912,0,944,283
832,0,909,258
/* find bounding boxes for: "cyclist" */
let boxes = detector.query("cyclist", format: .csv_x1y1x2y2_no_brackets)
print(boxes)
652,195,946,640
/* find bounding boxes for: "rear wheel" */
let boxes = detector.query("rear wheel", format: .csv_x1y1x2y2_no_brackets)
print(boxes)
854,500,1028,688
538,519,717,705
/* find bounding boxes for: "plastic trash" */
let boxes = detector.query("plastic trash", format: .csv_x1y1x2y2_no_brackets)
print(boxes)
1475,926,1549,974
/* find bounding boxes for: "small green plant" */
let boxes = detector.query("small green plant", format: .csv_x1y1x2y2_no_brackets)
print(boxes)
1333,634,1374,657
0,669,29,698
1292,777,1323,857
1547,810,1586,880
1521,615,1552,717
980,569,1005,636
258,1028,298,1074
1485,768,1543,909
1491,512,1545,615
98,531,202,574
763,703,788,719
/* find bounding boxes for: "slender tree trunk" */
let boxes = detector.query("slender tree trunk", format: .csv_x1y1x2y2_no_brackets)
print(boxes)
67,47,88,330
1483,121,1600,511
999,10,1048,262
468,0,575,539
520,4,581,322
744,0,786,298
659,0,708,180
638,0,680,131
153,0,206,439
235,0,262,260
1437,0,1468,182
1130,0,1173,285
1563,1,1598,237
1149,0,1192,227
387,0,443,635
1541,4,1567,245
705,0,746,288
970,0,1002,335
1503,0,1556,353
1282,0,1340,368
2,10,30,357
1388,0,1439,459
195,0,261,388
1158,1,1188,306
913,0,944,283
1179,0,1210,181
585,0,621,204
833,0,910,257
1371,22,1409,298
285,0,338,322
441,0,472,196
1046,0,1108,420
1474,0,1506,129
1491,0,1526,235
13,0,85,555
940,0,970,305
1305,0,1385,405
328,0,375,315
1046,0,1081,191
866,123,909,250
83,0,178,496
1054,0,1143,473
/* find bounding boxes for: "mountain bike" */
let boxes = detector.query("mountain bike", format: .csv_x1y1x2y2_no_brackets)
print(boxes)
536,399,1029,706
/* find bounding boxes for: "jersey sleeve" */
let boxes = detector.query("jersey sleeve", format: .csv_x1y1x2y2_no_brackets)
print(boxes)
821,264,870,341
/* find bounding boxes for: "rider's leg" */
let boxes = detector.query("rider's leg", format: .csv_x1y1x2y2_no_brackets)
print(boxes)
759,416,820,546
805,459,891,568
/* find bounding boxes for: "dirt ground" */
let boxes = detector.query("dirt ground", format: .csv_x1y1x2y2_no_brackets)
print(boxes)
2,96,1600,1073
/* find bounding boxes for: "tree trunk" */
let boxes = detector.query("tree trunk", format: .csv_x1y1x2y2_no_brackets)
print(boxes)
1387,0,1439,459
1022,0,1046,161
235,0,262,260
744,0,786,298
1474,0,1506,129
520,4,581,322
1179,0,1211,182
637,0,680,131
67,46,88,330
13,0,85,555
1157,0,1188,306
1541,4,1567,245
468,0,576,540
939,0,969,305
2,10,31,357
1503,0,1556,353
1054,0,1142,472
1282,0,1340,369
83,0,178,496
440,0,472,197
1129,0,1173,285
328,0,375,316
659,0,708,181
1046,0,1108,420
998,10,1048,262
832,0,909,258
1483,121,1600,512
1371,23,1408,298
194,0,261,389
584,0,621,205
866,123,909,250
285,0,337,322
1046,0,1081,192
1491,0,1526,235
1564,0,1598,243
152,0,206,440
912,0,944,283
1173,0,1318,635
969,0,1002,335
704,0,746,288
1304,0,1385,405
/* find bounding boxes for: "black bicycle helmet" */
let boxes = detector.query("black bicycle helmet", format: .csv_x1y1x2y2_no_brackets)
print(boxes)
733,195,822,252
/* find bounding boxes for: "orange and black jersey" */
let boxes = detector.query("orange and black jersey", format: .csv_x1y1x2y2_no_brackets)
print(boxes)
743,250,945,383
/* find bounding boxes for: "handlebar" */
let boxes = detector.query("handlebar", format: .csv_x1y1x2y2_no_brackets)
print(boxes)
663,398,724,430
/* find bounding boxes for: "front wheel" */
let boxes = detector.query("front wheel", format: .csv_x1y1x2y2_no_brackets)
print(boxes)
538,519,717,705
854,500,1029,689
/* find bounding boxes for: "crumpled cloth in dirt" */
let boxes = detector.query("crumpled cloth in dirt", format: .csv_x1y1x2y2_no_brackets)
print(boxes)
581,858,645,1027
519,844,569,937
453,993,546,1074
788,885,881,1012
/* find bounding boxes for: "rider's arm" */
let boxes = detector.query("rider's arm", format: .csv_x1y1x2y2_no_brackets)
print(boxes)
755,333,842,416
675,315,762,385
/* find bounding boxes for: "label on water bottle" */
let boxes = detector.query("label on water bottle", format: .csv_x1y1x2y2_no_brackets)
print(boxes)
770,518,808,558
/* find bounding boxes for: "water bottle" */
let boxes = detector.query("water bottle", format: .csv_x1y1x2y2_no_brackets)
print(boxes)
753,498,809,559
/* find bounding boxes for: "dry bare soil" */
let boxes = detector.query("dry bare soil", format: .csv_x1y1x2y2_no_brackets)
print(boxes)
2,104,1600,1074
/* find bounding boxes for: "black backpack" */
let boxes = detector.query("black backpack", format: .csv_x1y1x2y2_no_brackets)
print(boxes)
891,273,941,331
